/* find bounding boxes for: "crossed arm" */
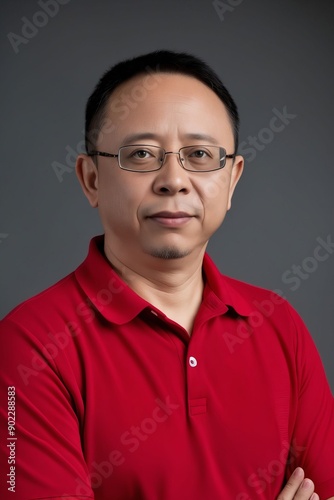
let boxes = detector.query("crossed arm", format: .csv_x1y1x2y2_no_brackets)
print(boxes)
278,467,334,500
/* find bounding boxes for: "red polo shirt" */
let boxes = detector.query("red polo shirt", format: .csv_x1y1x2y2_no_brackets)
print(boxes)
1,236,333,500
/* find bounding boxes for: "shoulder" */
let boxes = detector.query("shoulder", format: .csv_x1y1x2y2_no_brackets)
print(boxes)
0,270,86,388
0,271,81,333
223,273,283,300
221,273,303,330
204,256,309,350
203,252,286,308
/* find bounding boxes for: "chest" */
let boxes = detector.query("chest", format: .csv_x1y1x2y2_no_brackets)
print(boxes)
73,313,294,499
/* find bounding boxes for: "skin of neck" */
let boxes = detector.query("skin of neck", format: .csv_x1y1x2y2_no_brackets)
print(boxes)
103,238,207,333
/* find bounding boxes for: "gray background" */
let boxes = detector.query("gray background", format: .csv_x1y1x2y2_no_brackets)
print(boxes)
1,0,333,388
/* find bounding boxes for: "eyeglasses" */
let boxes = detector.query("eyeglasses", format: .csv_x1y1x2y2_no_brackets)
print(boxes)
87,144,235,172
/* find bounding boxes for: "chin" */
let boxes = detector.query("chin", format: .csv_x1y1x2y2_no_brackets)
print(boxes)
147,246,191,260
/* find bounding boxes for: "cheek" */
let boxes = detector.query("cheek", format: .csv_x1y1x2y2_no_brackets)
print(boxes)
97,174,145,225
199,173,231,215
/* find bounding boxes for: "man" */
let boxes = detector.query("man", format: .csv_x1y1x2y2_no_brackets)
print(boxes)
0,51,333,499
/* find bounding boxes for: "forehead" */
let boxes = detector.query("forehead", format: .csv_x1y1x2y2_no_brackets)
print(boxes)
102,73,234,146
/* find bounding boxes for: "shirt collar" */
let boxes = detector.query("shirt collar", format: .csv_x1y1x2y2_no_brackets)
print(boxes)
74,236,252,325
74,235,149,324
202,253,253,317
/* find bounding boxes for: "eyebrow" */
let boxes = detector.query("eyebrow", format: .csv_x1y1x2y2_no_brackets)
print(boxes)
121,132,220,145
183,133,220,144
121,133,160,145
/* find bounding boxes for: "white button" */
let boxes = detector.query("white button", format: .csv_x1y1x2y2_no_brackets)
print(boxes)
189,356,197,367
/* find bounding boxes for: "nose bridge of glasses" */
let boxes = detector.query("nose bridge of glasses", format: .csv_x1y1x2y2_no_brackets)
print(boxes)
162,150,185,168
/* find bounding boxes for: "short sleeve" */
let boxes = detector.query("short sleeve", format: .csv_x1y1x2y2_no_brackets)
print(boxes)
285,303,334,498
0,317,95,499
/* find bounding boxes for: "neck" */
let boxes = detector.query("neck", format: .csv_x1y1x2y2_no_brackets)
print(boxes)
104,242,206,334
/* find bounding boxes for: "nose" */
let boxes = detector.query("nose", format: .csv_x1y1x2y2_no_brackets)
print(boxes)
152,152,191,195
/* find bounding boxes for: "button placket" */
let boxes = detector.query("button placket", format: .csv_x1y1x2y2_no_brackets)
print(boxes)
187,351,207,415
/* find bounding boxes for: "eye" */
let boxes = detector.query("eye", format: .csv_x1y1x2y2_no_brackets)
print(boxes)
192,150,206,158
189,149,212,160
131,149,153,159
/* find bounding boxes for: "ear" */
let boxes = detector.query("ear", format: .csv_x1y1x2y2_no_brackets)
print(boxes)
75,154,99,208
227,155,244,210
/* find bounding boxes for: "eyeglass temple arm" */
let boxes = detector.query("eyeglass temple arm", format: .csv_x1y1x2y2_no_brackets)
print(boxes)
87,151,118,158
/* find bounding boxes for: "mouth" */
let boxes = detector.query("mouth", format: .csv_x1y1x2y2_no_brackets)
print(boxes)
147,211,194,227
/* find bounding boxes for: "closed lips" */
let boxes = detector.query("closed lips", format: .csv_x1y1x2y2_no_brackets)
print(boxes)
148,212,193,218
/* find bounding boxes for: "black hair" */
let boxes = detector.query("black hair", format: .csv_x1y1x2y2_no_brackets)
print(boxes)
85,50,239,153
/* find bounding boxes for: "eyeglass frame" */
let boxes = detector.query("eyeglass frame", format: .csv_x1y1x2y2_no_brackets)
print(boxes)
87,144,236,172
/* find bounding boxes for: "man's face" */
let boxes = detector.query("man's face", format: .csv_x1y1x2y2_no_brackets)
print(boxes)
77,73,243,264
